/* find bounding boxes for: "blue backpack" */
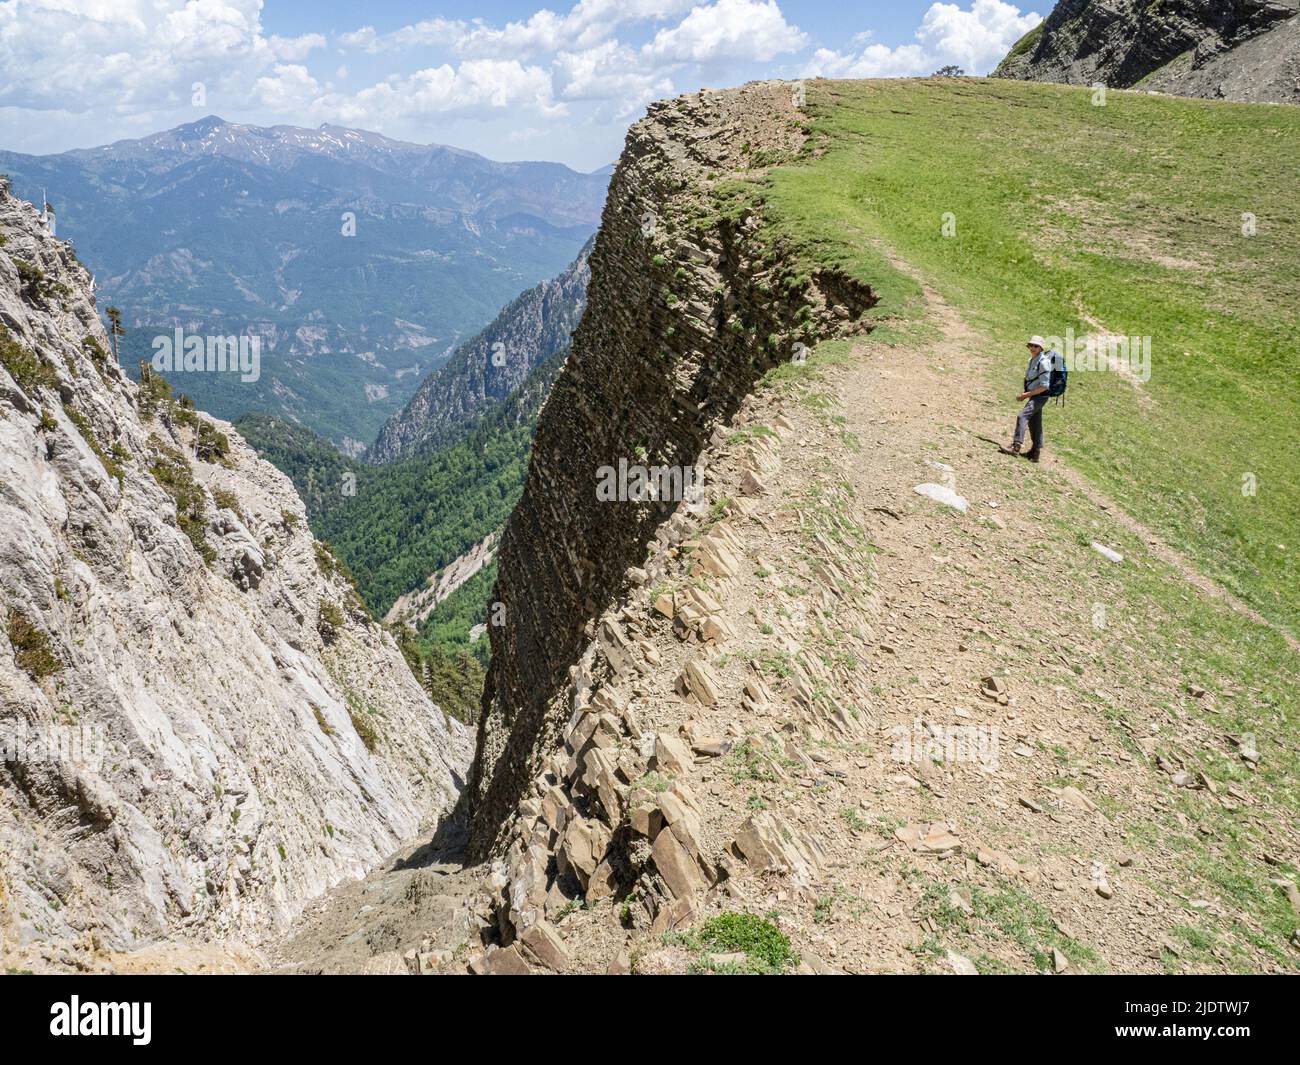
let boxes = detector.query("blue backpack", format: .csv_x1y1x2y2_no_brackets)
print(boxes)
1047,351,1068,400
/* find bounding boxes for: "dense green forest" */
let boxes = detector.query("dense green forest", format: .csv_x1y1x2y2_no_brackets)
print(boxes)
237,410,523,634
416,563,498,667
314,421,528,615
392,625,486,726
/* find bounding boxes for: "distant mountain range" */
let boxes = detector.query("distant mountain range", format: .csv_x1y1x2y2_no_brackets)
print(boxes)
0,116,608,451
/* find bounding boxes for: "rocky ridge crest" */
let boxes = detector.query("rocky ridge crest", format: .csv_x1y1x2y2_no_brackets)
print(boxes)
994,0,1300,104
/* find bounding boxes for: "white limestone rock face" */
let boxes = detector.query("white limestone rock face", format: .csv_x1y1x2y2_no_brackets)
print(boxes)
0,177,473,962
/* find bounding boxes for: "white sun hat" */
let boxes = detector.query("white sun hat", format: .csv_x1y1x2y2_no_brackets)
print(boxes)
1028,335,1047,348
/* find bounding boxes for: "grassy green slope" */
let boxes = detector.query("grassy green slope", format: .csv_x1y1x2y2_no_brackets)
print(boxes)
764,77,1298,636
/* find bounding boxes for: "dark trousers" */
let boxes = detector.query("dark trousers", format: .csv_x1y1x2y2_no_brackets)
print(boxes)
1014,395,1047,452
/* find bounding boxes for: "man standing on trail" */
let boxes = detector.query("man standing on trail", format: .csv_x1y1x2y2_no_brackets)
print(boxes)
1002,335,1057,463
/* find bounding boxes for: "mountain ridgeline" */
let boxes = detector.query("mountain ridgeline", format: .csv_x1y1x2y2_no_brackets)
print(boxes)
0,117,607,450
994,0,1300,103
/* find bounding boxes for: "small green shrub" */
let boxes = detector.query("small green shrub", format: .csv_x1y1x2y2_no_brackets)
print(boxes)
6,608,62,679
318,601,345,642
0,325,59,395
136,362,174,419
172,405,200,430
146,435,214,562
314,541,337,576
193,421,231,465
691,912,799,974
212,487,239,512
81,335,109,366
14,259,68,305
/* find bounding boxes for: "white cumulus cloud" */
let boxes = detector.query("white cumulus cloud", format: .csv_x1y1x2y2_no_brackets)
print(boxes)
0,0,278,112
554,41,675,117
254,64,320,111
269,33,327,62
337,19,467,54
309,59,565,128
339,2,699,58
805,0,1040,79
642,0,807,64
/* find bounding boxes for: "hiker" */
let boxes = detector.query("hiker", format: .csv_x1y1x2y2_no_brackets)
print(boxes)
1002,335,1059,463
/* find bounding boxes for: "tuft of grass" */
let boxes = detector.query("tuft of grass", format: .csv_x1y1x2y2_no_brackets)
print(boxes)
675,912,800,975
840,806,870,833
725,738,778,783
632,770,673,795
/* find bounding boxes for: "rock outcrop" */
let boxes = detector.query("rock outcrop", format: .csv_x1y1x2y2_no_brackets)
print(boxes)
994,0,1300,105
369,240,594,464
463,80,877,872
0,176,471,968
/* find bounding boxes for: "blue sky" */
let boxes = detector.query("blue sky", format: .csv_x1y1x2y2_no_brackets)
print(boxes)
0,1,1045,170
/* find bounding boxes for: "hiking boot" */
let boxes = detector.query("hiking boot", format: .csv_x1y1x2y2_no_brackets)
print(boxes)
998,442,1022,456
1023,449,1041,463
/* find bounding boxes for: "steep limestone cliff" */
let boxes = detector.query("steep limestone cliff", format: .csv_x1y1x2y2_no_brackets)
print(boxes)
994,0,1300,104
369,240,593,464
464,81,877,863
0,178,471,969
